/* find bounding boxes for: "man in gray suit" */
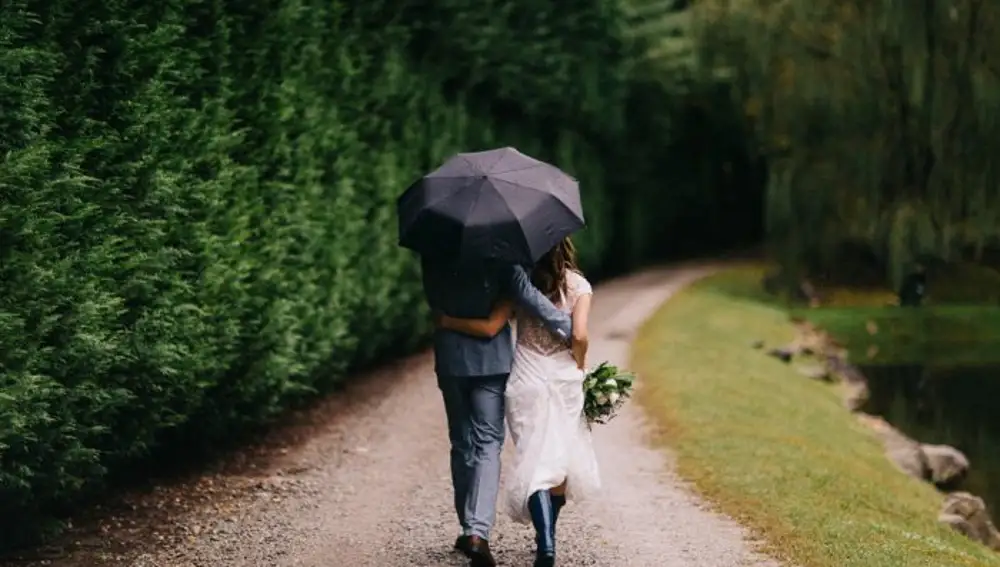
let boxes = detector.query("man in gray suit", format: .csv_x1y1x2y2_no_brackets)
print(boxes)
422,255,576,567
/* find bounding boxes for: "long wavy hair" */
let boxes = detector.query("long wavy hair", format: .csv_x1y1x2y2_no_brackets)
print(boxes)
531,237,579,302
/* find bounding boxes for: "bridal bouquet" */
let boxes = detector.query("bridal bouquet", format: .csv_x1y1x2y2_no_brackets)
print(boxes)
582,362,635,424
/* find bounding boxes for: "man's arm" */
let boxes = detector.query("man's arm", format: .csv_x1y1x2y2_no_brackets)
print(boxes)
435,300,514,338
504,264,572,340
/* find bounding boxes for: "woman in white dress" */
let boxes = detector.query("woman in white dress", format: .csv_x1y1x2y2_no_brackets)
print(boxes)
437,237,601,567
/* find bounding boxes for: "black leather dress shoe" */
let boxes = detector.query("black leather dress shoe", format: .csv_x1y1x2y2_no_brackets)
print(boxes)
467,535,497,567
454,535,472,556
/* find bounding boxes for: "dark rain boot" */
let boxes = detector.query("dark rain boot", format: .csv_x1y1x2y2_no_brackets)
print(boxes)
528,490,556,567
551,493,566,530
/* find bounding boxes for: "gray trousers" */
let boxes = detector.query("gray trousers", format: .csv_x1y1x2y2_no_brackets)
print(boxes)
437,373,508,540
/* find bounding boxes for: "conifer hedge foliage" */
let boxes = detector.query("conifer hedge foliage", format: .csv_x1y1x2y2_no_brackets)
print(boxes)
0,0,754,546
0,0,621,546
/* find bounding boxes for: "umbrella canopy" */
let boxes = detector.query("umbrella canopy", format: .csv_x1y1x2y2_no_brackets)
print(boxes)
397,147,584,264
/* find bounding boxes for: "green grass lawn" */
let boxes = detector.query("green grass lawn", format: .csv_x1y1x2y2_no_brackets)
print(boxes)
632,265,1000,567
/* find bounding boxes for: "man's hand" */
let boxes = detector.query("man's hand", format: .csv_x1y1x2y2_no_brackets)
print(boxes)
571,334,588,370
506,263,572,339
431,309,444,328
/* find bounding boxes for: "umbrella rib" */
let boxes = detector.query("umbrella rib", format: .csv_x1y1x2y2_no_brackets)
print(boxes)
423,174,492,179
458,179,488,258
490,177,581,215
551,192,584,224
490,163,544,175
491,160,576,181
421,177,476,211
489,182,537,262
485,149,508,173
457,154,484,173
400,176,477,234
495,180,586,259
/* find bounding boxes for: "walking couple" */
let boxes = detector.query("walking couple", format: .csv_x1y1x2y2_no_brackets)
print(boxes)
397,148,602,566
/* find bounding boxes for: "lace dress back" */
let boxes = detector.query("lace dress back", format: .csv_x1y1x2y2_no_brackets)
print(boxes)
516,270,592,355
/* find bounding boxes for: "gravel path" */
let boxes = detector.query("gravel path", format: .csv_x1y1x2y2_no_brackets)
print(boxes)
9,264,781,567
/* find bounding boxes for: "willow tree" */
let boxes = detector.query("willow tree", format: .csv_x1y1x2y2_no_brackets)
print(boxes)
693,0,1000,286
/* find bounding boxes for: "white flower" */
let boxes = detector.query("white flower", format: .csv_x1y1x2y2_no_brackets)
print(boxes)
609,392,620,404
603,378,617,388
596,393,608,405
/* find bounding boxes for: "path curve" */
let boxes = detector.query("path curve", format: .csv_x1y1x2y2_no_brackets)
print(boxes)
16,264,781,567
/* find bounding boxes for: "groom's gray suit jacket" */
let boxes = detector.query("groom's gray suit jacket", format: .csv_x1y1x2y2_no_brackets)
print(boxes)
421,257,573,377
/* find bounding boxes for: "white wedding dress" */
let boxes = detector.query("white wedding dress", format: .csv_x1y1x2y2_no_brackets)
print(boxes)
504,270,602,524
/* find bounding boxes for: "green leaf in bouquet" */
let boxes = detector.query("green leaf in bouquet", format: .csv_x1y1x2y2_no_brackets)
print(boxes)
590,361,616,379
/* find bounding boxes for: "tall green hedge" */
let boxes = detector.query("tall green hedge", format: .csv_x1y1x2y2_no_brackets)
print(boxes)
0,0,635,546
0,0,757,548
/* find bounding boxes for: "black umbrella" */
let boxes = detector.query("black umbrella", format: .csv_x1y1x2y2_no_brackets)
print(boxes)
397,147,584,264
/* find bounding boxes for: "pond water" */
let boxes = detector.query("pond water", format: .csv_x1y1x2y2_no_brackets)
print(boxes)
861,364,1000,514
